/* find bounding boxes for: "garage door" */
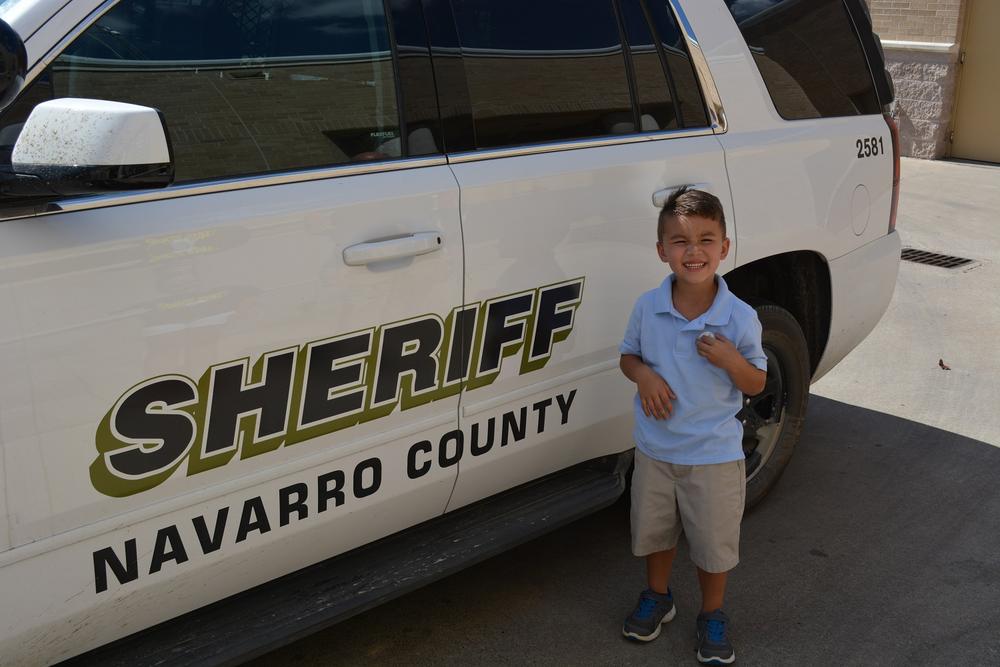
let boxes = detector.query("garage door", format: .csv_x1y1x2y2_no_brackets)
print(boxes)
951,0,1000,163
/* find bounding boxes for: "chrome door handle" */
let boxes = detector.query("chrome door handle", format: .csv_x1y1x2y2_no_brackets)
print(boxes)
343,231,443,266
652,182,710,208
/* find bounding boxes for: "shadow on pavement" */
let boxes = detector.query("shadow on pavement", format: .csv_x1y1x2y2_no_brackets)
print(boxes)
255,395,1000,666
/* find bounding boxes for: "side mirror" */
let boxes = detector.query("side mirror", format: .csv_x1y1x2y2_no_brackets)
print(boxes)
0,19,26,109
7,98,174,196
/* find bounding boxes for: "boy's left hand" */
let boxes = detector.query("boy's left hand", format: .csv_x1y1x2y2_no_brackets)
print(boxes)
696,333,743,372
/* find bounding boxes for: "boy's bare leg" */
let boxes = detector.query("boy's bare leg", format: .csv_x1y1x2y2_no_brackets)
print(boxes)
646,548,677,593
697,568,728,611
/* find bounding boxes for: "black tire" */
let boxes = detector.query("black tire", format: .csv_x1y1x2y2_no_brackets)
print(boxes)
741,304,810,510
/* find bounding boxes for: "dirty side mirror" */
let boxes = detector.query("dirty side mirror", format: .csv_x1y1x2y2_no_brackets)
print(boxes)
6,98,174,197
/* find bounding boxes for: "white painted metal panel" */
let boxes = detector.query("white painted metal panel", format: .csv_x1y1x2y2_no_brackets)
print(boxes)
0,0,76,44
682,0,896,358
685,1,893,261
448,137,732,510
17,0,108,72
0,165,463,663
814,231,901,381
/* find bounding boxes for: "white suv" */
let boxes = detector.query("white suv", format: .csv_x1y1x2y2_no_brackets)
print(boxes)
0,0,900,663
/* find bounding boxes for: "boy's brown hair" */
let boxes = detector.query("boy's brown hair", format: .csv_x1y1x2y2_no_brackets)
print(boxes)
657,186,727,240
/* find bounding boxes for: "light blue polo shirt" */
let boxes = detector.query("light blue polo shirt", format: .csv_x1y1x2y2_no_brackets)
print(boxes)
619,274,767,465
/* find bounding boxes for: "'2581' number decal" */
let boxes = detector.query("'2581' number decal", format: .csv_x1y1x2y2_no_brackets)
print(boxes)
856,136,884,158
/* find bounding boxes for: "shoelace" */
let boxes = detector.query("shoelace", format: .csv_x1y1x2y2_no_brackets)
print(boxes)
705,617,727,643
635,596,659,619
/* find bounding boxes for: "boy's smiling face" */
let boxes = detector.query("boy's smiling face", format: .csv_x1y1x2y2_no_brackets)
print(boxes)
657,213,730,287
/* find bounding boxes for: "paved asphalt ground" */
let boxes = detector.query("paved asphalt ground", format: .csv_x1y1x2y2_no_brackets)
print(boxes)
252,159,1000,666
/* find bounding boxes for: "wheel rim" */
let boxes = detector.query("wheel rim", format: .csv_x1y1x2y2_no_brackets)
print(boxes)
740,346,786,483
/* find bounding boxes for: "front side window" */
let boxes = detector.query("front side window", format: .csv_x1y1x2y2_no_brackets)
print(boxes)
0,0,406,183
724,0,881,119
449,0,635,149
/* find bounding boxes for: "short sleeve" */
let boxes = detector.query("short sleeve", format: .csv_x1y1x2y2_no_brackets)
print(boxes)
739,312,768,371
619,298,643,357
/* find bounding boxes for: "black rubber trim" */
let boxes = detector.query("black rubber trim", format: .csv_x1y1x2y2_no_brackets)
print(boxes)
843,0,895,107
419,0,475,153
12,162,173,195
388,0,447,158
610,0,643,135
63,453,630,667
637,0,684,130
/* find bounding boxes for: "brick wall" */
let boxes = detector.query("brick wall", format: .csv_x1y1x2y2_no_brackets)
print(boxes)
867,0,968,158
868,0,963,43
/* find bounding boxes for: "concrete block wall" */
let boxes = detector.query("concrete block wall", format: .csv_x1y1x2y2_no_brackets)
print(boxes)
882,47,959,158
867,0,966,159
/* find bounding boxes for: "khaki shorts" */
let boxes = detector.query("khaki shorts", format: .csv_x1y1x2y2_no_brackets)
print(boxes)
630,449,746,573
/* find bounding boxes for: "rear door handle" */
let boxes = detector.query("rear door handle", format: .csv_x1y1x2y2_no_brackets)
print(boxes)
343,231,443,266
652,182,710,208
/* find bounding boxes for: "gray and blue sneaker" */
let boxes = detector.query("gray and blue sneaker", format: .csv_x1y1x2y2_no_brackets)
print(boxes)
696,609,735,664
622,588,676,641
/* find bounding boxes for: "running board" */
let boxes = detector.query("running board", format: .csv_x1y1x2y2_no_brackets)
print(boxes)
66,453,630,666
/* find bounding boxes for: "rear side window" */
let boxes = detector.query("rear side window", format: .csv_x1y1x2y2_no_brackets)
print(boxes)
724,0,880,119
449,0,634,149
0,0,412,184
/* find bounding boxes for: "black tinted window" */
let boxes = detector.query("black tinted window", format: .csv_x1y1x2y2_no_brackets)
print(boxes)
644,0,708,128
449,0,635,149
0,0,410,183
621,0,678,132
724,0,881,119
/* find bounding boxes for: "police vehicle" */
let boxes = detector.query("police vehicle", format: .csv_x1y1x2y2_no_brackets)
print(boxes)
0,0,900,663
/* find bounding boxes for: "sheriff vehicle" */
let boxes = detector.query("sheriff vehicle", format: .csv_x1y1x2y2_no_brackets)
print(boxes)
0,0,900,663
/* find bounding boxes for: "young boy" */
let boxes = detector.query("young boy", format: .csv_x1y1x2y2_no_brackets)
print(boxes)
619,187,767,665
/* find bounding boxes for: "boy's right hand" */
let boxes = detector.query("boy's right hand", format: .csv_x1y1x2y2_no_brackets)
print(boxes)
636,368,677,420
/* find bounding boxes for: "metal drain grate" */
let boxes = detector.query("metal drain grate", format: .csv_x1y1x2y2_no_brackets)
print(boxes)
901,248,975,269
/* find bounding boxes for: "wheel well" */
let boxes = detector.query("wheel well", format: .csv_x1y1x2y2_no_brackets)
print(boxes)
724,251,831,377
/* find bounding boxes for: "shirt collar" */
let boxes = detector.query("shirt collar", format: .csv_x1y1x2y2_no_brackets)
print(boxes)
654,274,734,327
